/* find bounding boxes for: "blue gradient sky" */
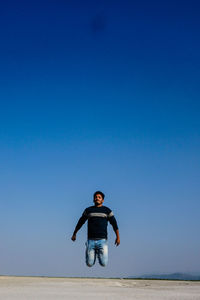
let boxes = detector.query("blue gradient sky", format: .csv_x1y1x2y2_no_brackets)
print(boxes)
1,0,200,277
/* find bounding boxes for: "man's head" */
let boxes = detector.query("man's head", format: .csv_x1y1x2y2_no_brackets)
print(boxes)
93,191,105,207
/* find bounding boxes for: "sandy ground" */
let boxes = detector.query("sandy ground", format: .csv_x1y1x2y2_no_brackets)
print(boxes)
0,276,200,300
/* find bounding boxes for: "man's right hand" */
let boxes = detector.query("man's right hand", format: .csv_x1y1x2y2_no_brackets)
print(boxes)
71,234,76,241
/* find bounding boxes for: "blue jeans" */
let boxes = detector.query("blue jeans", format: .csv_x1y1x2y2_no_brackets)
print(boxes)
85,239,108,267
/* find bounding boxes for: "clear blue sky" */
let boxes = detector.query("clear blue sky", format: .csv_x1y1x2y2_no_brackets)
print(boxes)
0,0,200,277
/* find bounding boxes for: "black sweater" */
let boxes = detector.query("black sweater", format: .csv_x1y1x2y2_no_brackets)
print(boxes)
75,205,118,239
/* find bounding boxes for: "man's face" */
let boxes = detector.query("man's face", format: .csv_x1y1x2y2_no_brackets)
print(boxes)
94,193,104,206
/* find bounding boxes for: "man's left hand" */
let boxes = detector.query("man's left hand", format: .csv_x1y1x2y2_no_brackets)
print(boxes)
115,237,120,246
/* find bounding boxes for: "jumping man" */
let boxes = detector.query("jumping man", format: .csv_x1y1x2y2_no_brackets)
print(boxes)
71,191,120,267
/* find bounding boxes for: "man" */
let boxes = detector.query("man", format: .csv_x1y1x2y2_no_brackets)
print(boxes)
71,191,120,267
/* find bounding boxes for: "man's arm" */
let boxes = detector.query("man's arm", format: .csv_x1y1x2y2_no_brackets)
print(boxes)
114,228,120,246
108,213,120,246
71,210,88,241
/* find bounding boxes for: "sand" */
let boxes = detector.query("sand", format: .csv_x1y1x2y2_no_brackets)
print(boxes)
0,276,200,300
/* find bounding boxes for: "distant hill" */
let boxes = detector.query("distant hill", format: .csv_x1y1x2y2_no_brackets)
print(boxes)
130,273,200,281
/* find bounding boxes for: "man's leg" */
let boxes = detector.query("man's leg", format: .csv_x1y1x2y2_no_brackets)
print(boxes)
97,239,108,267
85,240,96,267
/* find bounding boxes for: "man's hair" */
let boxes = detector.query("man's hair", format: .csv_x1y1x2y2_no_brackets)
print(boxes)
93,191,105,200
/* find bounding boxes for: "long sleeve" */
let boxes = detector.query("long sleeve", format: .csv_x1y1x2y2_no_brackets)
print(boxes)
74,210,88,232
108,213,118,231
